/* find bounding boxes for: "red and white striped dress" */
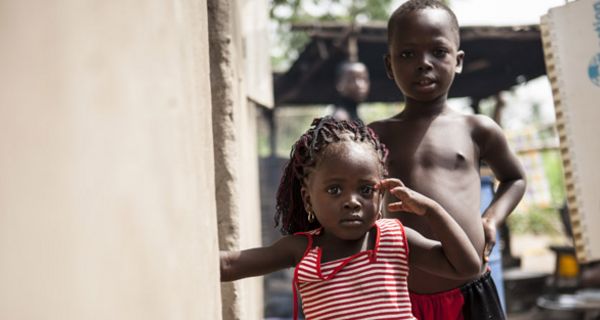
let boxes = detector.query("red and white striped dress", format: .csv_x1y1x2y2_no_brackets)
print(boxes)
293,218,416,320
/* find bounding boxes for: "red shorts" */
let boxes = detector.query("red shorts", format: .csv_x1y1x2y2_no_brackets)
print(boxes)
409,271,505,320
410,287,464,320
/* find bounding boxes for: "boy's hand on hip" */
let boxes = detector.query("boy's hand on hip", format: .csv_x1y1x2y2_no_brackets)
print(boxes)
481,216,497,262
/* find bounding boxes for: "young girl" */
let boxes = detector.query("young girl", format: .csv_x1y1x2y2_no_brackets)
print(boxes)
220,117,481,319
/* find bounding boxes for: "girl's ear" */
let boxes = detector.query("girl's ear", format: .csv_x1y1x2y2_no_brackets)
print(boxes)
383,54,394,80
300,185,312,211
455,50,465,74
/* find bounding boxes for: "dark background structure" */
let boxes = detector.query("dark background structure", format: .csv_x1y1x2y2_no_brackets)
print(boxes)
274,23,546,107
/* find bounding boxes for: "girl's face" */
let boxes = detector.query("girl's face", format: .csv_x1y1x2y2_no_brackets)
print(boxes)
301,141,383,241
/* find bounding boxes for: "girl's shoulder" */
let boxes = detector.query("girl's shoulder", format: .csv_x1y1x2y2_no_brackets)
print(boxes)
274,234,312,266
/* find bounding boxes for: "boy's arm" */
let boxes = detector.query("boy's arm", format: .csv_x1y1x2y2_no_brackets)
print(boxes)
220,235,305,281
473,115,526,260
379,179,481,279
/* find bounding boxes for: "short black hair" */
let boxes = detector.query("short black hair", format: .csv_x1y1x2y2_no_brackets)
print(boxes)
335,61,368,83
387,0,460,45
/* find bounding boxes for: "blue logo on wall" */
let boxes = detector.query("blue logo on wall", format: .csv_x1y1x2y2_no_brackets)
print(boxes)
589,53,600,86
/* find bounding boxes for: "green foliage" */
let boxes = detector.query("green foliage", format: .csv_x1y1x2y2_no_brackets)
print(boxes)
275,107,327,156
508,207,562,236
269,0,395,71
270,0,395,24
358,102,403,124
542,150,565,207
269,0,451,70
508,149,566,236
256,103,404,158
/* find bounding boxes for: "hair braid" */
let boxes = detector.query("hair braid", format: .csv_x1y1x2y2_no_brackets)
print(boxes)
274,116,388,235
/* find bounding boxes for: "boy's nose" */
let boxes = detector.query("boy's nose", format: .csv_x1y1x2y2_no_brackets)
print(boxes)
417,54,434,71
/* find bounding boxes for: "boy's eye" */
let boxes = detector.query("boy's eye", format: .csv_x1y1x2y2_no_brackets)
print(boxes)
400,51,413,58
433,49,449,58
327,186,342,195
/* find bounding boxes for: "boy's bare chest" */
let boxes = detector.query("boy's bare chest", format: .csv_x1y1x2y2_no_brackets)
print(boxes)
383,124,478,172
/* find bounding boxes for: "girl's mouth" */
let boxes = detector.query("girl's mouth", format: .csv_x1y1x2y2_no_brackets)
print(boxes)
340,217,364,226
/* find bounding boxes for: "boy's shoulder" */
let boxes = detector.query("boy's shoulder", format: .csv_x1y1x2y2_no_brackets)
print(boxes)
463,113,499,128
465,113,506,142
368,111,495,130
367,114,405,135
430,111,502,133
368,114,400,127
369,112,504,145
448,113,507,147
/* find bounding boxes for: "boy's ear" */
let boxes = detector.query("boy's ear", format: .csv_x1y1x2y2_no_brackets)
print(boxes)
383,54,394,80
455,50,465,74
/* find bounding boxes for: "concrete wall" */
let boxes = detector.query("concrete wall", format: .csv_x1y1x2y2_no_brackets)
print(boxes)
0,1,222,319
209,0,268,318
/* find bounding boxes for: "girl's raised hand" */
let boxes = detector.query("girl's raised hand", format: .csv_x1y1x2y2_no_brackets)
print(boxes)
377,178,437,216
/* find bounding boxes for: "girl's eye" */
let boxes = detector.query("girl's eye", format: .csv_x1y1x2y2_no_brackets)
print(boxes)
327,186,342,195
360,185,375,196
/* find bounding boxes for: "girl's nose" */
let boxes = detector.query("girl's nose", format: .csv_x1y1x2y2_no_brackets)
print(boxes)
344,195,361,210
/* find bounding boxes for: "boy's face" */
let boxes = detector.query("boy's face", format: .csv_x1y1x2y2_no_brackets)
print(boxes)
336,63,370,103
384,8,464,103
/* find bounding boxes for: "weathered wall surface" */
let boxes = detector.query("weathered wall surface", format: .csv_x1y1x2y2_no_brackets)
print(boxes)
0,1,222,319
209,0,268,318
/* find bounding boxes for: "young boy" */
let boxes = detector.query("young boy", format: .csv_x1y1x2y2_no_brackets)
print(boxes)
331,60,371,121
368,1,526,319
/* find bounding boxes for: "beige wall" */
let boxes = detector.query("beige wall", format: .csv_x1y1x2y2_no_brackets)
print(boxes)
0,1,222,319
209,0,268,318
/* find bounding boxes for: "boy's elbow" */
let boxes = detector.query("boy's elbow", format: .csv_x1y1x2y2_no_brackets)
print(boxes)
518,177,527,193
516,169,527,190
512,177,527,202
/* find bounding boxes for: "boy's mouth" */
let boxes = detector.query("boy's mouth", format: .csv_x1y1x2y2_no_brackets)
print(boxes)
413,78,436,91
415,77,435,86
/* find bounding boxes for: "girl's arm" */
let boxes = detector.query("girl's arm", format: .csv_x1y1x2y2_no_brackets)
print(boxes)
220,235,306,282
378,178,481,280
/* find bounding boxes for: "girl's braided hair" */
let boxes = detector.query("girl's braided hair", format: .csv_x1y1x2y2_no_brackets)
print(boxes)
274,116,388,235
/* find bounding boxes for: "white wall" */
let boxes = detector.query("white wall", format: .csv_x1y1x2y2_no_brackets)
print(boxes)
0,1,222,319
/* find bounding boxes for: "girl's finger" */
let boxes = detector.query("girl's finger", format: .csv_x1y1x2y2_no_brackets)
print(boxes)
390,186,408,197
388,202,405,212
379,178,405,190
